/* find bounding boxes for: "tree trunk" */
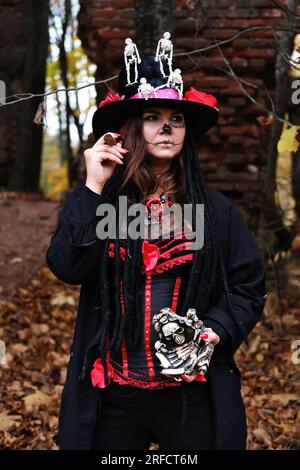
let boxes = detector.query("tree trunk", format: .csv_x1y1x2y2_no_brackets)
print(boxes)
262,0,298,256
292,140,300,220
265,0,298,202
56,95,67,165
58,0,75,189
134,0,173,56
8,0,49,192
288,100,300,220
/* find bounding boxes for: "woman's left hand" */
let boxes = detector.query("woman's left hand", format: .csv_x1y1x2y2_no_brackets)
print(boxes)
200,331,220,346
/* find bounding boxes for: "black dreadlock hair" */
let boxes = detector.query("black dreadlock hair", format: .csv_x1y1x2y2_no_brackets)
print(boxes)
79,126,246,381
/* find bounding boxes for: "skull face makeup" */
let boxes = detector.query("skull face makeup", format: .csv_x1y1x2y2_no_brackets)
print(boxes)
153,307,214,382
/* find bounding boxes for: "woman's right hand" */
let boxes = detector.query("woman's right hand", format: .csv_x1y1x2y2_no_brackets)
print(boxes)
84,132,128,194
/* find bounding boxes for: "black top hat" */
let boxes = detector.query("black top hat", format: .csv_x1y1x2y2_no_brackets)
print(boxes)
92,55,219,141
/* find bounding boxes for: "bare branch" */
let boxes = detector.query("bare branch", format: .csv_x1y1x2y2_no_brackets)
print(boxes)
0,23,299,134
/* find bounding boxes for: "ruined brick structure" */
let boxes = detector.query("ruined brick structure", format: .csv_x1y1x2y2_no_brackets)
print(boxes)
0,0,48,192
77,0,300,219
0,0,27,187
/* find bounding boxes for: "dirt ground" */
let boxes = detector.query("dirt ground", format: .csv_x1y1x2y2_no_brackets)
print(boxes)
0,193,60,296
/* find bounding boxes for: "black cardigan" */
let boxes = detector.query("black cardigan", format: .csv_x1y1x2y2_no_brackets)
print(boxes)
46,181,266,450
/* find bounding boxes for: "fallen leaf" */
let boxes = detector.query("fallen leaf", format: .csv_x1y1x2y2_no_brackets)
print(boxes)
50,292,76,307
281,313,299,328
31,323,50,335
271,393,298,406
48,416,58,430
253,428,272,447
0,412,22,431
18,288,30,296
10,257,22,264
296,410,300,433
41,267,58,282
10,343,28,355
249,335,261,354
255,353,265,363
0,300,17,316
51,307,72,320
22,390,53,411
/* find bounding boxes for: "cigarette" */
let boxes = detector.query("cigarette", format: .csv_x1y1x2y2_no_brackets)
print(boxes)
103,133,117,146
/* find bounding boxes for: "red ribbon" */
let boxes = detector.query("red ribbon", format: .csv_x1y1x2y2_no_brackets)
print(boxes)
142,240,160,271
182,372,207,383
183,87,218,110
91,358,114,388
194,373,207,382
99,92,125,108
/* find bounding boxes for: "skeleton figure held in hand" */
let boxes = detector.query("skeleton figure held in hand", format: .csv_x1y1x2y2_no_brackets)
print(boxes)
153,307,214,382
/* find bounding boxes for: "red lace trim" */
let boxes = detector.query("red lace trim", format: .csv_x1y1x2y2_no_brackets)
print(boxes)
112,370,181,389
142,253,194,275
91,357,206,389
108,231,195,260
159,241,195,258
108,241,194,274
91,357,181,389
110,359,181,389
157,232,194,249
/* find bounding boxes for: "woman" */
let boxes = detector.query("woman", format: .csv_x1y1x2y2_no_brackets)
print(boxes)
46,51,266,450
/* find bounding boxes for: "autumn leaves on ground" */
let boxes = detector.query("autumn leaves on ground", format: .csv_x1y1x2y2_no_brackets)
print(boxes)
0,194,299,450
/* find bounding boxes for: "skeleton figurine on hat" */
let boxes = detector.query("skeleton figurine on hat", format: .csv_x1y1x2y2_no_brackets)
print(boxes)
155,32,173,77
124,37,141,85
137,77,157,100
167,68,183,99
93,33,218,141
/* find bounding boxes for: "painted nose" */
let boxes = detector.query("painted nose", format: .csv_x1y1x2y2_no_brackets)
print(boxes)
162,123,172,133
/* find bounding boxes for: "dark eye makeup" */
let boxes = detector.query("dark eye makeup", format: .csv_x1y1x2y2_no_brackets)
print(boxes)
143,113,184,122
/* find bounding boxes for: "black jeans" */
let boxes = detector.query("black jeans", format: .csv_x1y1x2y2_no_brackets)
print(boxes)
93,381,215,450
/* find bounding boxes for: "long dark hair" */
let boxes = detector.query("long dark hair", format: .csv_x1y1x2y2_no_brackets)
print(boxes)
79,118,239,382
118,115,186,204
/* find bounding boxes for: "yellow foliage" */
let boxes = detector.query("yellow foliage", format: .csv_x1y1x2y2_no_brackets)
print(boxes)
47,161,67,184
277,126,300,153
276,122,298,228
47,162,68,200
73,109,80,119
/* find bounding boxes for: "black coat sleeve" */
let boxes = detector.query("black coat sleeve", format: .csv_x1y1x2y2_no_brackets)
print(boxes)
203,192,267,354
46,181,110,285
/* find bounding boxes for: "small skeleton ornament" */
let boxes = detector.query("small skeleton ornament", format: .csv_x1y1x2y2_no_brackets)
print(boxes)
138,77,157,100
153,307,214,382
155,32,173,77
166,68,183,99
124,38,141,85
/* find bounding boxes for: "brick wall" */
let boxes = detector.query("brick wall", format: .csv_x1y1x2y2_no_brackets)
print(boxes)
77,0,300,215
